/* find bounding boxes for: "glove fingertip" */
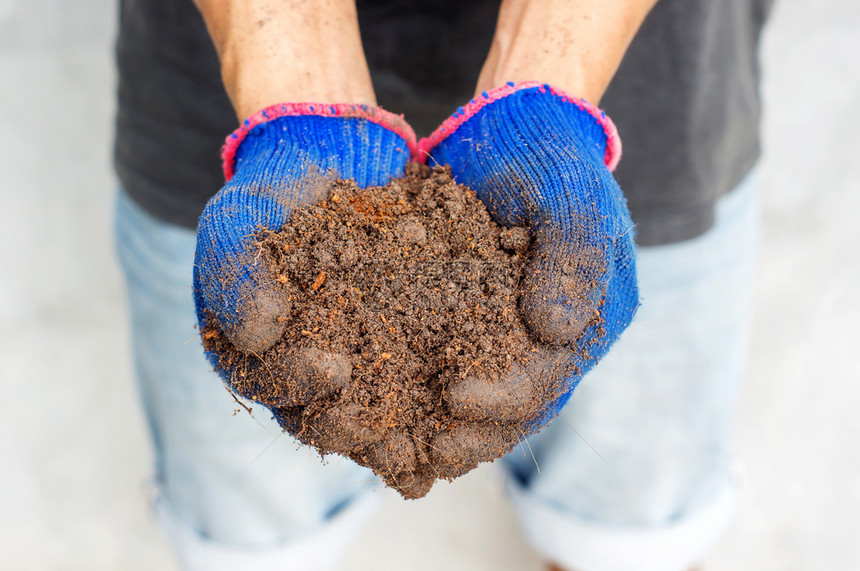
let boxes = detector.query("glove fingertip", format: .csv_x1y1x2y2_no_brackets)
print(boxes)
226,287,290,354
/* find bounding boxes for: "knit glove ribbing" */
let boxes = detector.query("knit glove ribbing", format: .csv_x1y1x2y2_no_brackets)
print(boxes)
420,82,639,439
194,104,417,368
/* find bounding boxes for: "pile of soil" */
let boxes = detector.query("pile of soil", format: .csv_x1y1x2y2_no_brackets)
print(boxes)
202,164,550,498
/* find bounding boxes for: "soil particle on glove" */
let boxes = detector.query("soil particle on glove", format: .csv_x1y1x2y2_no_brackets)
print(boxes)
202,164,551,498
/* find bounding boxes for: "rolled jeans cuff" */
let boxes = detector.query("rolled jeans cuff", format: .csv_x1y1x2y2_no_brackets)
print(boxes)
155,489,382,571
506,471,739,571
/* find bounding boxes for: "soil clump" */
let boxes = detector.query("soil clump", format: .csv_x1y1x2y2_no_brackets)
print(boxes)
202,164,548,498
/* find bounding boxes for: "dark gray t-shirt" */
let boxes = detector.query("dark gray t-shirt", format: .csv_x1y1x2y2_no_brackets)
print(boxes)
115,0,771,246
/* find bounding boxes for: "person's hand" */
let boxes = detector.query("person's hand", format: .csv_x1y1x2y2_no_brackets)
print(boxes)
194,104,417,386
418,82,639,473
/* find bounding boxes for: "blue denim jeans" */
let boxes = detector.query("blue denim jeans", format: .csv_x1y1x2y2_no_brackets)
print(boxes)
115,171,758,571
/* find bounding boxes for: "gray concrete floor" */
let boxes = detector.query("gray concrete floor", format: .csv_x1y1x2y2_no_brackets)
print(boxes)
1,1,858,569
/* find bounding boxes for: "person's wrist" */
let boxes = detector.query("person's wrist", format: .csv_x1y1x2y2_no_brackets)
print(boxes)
473,0,658,105
195,0,377,120
221,49,377,120
474,62,600,105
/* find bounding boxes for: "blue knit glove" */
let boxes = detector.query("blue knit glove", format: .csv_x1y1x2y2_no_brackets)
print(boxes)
194,104,416,366
420,83,639,453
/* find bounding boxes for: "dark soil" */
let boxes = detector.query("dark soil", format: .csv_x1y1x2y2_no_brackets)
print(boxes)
202,164,549,498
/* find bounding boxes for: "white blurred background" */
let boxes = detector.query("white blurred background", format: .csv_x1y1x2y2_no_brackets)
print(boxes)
1,1,858,569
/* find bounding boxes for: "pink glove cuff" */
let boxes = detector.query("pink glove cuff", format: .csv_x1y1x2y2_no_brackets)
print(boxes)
222,102,419,181
417,81,621,172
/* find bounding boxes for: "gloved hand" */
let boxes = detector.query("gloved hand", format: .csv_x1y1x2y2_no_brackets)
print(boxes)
194,103,417,380
418,82,639,470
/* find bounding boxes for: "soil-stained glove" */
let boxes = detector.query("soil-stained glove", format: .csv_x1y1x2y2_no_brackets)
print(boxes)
419,82,639,458
194,104,417,364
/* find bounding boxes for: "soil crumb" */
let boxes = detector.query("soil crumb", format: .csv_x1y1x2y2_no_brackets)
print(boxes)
202,164,547,498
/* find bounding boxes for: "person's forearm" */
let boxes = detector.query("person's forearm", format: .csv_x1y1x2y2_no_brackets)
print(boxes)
193,0,376,119
477,0,658,103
